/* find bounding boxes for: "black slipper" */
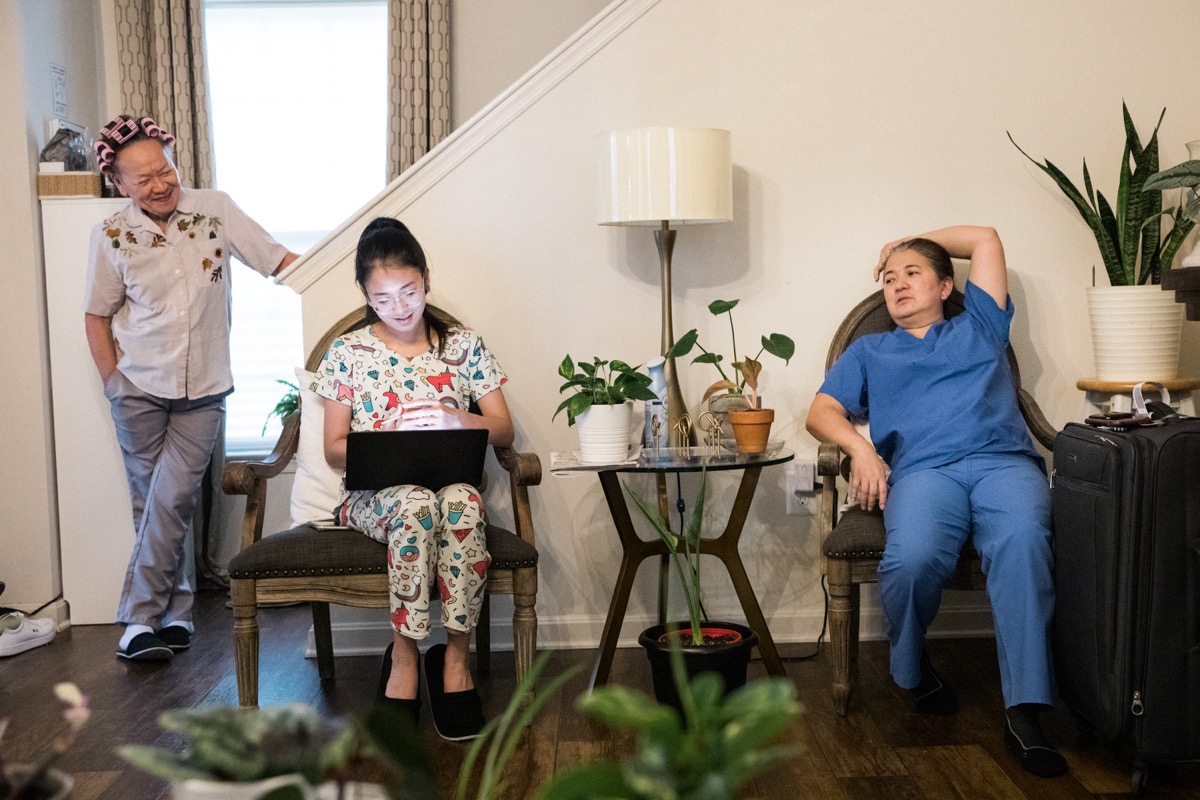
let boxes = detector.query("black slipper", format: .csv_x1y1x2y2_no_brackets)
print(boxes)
911,650,957,716
156,625,192,651
117,632,173,661
1005,707,1068,778
378,642,420,727
425,643,485,741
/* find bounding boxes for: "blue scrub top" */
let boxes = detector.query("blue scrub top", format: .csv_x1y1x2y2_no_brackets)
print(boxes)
818,281,1042,483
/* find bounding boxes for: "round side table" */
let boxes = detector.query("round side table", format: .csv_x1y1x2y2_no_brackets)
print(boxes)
1076,377,1200,417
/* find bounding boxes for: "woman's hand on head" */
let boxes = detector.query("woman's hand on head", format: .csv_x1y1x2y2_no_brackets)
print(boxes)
874,238,908,282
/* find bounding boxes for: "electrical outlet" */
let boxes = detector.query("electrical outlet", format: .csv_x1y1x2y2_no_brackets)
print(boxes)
786,461,818,516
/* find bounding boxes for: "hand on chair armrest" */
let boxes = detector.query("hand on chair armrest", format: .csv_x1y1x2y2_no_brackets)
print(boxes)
222,411,301,495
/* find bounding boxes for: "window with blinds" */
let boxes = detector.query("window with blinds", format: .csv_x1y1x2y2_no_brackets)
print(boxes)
205,0,387,453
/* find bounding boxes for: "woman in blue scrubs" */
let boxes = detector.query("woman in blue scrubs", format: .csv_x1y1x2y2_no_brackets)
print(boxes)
805,226,1066,778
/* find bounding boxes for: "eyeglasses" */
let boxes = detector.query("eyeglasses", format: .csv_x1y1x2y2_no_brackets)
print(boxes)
368,285,426,311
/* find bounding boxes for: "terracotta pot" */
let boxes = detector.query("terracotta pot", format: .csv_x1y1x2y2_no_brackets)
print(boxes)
638,621,758,711
728,408,774,453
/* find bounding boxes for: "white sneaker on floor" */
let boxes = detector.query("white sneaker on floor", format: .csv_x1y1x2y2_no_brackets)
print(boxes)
0,612,57,657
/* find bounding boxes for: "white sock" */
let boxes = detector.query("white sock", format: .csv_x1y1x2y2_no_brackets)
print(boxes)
119,624,154,650
161,619,194,633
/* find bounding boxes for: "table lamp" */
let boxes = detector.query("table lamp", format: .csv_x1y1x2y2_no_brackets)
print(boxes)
598,127,732,446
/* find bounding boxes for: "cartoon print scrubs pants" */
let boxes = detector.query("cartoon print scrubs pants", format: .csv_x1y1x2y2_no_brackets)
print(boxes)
336,483,490,639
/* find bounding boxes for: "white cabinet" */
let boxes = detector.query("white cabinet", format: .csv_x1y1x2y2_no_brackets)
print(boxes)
41,197,131,624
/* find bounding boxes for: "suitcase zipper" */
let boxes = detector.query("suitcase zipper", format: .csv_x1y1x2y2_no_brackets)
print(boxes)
1131,690,1144,716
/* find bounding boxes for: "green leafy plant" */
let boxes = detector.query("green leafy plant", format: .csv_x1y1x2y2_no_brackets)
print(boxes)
0,683,88,800
536,643,801,800
1009,102,1197,286
553,356,658,426
262,379,300,435
117,704,355,793
666,299,795,409
624,469,708,645
359,652,578,800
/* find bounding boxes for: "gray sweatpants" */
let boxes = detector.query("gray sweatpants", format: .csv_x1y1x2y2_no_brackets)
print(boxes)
103,369,224,628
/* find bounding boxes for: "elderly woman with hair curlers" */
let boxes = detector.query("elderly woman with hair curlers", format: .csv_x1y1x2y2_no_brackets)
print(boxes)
84,114,298,663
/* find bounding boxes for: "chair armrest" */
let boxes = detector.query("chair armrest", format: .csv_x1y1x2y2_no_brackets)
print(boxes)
493,445,542,487
221,411,301,495
492,445,541,547
817,441,842,478
1017,388,1056,453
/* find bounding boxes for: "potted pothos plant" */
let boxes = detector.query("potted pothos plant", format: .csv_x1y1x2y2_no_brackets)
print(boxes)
623,468,759,709
1008,102,1193,380
666,299,795,453
553,355,657,463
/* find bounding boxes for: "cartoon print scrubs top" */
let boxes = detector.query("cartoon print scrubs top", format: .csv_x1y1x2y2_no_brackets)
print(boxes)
313,325,507,434
818,281,1041,484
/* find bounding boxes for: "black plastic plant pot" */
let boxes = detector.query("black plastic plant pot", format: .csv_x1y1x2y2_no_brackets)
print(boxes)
638,621,758,711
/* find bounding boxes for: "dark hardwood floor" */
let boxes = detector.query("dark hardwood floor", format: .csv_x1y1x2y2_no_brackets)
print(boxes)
1,589,1197,799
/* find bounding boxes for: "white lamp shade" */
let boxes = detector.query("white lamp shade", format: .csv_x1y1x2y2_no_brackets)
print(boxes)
598,127,732,226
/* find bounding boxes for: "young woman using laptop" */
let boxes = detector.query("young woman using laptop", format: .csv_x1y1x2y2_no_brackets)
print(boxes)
315,217,513,741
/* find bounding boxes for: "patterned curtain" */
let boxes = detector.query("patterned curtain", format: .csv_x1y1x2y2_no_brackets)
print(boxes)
387,0,451,182
112,0,214,189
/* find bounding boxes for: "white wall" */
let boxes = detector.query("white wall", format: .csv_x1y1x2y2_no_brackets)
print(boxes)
450,0,609,126
0,0,105,615
291,0,1200,649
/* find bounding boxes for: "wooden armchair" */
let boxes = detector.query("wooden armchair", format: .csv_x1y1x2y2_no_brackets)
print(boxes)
815,289,1055,716
221,306,540,708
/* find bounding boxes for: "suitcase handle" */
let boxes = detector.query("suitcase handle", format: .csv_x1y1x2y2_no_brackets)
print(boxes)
1132,381,1174,419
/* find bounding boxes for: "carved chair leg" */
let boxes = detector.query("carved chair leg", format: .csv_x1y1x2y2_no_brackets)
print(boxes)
231,578,260,708
311,602,335,681
476,595,492,675
511,566,538,686
848,582,862,663
826,574,854,716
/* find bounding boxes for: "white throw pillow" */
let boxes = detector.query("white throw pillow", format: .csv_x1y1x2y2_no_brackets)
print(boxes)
289,366,344,528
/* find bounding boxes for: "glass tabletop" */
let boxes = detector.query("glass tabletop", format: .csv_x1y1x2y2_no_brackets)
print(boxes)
608,443,794,474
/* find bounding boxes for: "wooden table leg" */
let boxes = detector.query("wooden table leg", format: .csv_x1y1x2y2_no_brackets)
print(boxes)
590,471,664,690
701,466,786,677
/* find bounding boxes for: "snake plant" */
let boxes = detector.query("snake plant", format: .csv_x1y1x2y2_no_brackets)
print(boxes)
1009,102,1196,286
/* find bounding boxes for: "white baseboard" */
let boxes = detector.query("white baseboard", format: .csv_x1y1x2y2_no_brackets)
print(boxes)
307,600,997,657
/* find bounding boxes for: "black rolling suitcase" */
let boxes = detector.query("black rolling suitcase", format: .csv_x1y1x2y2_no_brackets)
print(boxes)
1051,403,1200,792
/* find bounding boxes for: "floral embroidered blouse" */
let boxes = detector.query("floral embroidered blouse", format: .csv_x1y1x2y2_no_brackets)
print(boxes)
84,188,287,399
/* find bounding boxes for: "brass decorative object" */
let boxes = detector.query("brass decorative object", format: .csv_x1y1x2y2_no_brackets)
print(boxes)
696,411,723,452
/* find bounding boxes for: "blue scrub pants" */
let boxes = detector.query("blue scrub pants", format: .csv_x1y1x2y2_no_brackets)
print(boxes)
879,453,1055,708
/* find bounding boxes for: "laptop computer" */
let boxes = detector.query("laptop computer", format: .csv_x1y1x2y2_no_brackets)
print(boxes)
344,429,489,491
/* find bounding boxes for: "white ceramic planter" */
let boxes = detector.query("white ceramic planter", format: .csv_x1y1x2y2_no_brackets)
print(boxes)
575,402,633,463
172,774,315,800
1087,285,1183,381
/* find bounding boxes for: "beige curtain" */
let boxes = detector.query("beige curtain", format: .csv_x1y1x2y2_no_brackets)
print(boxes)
112,0,214,189
387,0,451,182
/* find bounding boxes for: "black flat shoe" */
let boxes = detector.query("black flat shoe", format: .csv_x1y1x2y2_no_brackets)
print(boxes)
911,650,957,716
378,642,420,727
425,643,485,742
1005,708,1068,778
